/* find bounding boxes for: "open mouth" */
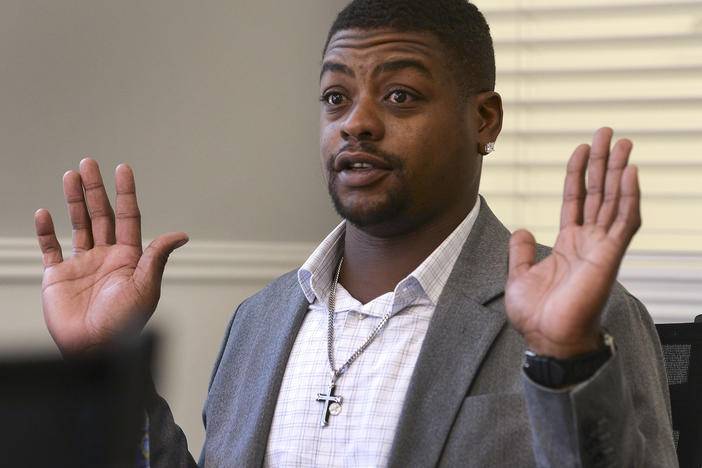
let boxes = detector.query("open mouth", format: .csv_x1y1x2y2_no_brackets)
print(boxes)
348,162,374,170
338,162,391,187
332,151,394,187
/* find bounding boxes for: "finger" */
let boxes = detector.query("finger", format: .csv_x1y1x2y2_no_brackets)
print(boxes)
508,229,536,280
559,143,589,229
583,127,614,224
79,158,116,246
607,165,641,246
133,232,189,294
34,209,63,268
596,138,633,229
63,170,94,252
114,164,142,250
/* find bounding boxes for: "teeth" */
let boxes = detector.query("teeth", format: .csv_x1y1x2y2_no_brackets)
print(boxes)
350,162,373,169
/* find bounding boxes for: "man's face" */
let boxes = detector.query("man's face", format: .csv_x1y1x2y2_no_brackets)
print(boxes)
319,28,484,235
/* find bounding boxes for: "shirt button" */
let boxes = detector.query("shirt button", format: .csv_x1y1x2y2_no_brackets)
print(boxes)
357,313,366,320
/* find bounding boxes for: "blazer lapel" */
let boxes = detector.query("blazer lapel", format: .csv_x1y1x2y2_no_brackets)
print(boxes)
204,272,310,466
387,200,513,468
243,280,310,463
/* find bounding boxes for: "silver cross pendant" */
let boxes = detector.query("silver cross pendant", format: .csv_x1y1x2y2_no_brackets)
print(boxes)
315,382,343,427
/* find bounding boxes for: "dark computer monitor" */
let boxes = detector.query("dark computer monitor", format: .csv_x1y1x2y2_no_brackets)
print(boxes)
0,334,155,467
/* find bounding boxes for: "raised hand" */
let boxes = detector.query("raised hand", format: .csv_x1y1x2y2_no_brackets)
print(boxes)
35,158,188,355
505,128,641,358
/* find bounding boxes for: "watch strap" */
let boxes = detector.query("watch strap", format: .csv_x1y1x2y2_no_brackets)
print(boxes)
523,332,615,388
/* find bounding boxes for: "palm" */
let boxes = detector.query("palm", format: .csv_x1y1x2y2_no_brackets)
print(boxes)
42,246,141,352
35,159,187,355
505,129,641,358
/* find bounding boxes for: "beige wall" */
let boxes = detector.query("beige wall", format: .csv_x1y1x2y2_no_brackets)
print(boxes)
0,0,344,242
0,0,346,456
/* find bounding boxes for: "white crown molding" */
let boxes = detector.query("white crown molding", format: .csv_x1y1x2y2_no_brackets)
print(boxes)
2,237,700,322
0,237,317,282
5,237,698,279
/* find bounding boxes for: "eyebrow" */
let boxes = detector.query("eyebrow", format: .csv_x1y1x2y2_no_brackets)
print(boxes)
320,61,354,81
319,59,433,81
372,59,432,79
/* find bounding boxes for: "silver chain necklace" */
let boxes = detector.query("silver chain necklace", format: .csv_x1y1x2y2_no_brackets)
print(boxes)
315,257,393,427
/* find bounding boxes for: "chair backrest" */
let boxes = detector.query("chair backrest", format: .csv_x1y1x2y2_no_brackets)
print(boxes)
655,316,702,468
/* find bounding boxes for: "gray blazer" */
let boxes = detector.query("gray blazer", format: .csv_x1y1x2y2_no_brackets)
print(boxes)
147,201,677,467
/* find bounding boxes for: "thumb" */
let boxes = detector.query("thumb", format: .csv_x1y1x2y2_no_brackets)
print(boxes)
134,232,189,292
508,229,536,281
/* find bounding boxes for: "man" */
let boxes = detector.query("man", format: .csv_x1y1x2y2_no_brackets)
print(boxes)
34,0,676,466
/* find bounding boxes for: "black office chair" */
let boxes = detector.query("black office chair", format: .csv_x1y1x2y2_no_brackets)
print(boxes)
655,315,702,468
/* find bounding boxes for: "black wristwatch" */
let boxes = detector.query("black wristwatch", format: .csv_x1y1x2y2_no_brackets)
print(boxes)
523,332,615,388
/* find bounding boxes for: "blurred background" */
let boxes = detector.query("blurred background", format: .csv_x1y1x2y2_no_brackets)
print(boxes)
1,0,700,455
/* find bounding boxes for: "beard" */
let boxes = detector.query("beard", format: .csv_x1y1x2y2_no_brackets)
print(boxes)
327,177,410,227
325,144,409,228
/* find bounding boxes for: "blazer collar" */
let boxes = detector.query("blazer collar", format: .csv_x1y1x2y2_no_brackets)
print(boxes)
442,196,512,305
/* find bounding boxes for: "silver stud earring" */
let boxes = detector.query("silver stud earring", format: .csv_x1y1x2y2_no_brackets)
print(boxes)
482,141,495,155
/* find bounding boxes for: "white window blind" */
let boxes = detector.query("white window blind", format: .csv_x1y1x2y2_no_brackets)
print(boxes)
474,0,702,254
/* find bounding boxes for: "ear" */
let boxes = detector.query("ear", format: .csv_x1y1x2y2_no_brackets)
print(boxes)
475,91,503,154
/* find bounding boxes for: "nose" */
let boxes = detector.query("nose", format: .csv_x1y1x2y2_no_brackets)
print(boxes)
341,95,385,142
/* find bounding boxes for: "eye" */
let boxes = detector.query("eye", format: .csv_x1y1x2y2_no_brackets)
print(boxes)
386,89,419,105
389,90,409,104
321,92,347,106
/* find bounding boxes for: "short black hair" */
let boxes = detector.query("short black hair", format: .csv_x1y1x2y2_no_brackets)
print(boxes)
324,0,495,97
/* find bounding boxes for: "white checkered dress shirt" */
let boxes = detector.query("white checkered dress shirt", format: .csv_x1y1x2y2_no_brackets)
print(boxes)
263,198,480,467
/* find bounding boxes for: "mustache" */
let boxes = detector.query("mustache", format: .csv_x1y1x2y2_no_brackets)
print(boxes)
326,143,404,172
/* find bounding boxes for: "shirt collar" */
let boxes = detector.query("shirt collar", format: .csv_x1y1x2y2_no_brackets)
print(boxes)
298,220,345,304
409,197,480,305
298,197,481,307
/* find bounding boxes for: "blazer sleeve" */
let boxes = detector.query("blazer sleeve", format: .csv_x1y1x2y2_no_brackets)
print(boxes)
144,305,240,468
145,385,199,468
521,286,677,467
